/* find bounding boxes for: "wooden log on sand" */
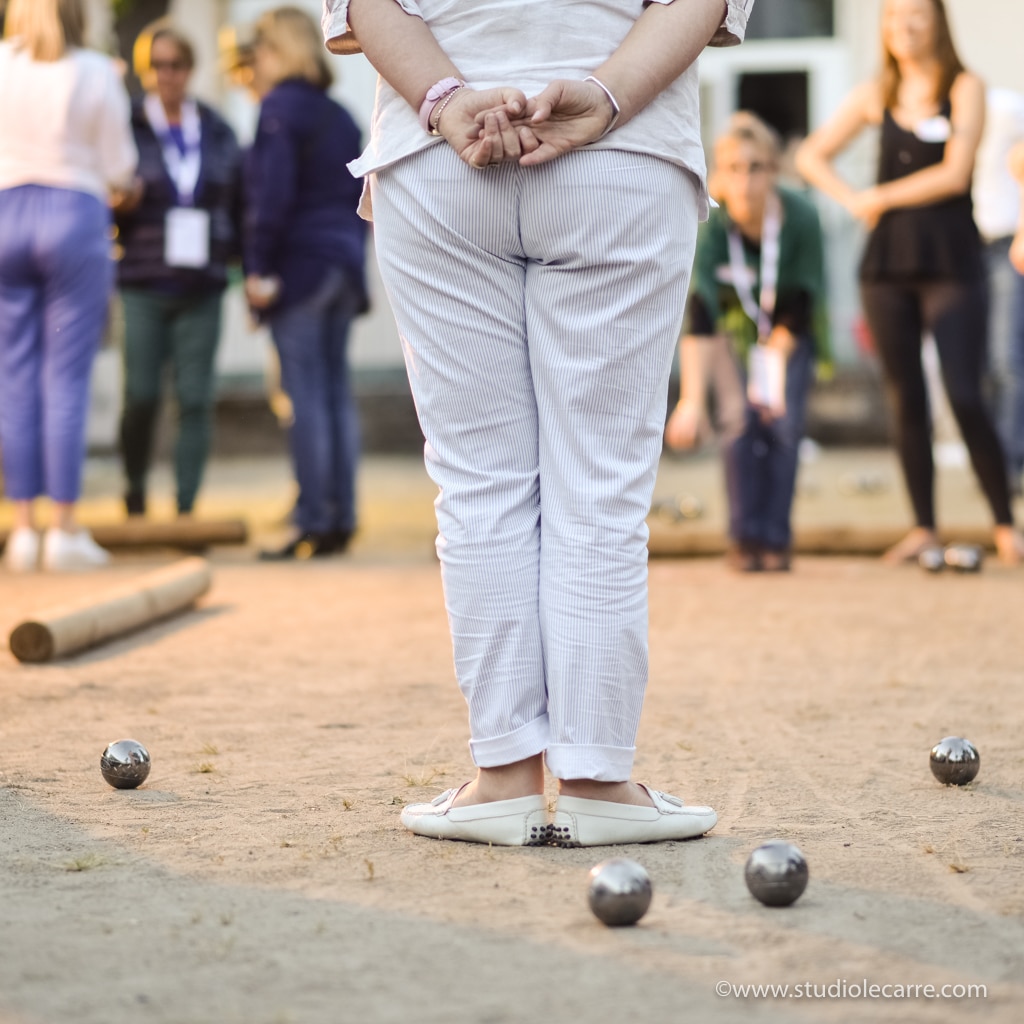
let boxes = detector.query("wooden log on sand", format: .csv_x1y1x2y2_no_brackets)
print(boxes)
0,519,247,553
8,557,212,664
90,519,247,549
646,522,994,558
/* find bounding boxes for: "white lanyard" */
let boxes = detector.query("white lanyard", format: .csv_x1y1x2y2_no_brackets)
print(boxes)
727,192,782,342
144,94,202,207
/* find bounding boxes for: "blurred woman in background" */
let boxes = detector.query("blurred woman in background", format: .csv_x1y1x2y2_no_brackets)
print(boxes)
0,0,136,572
114,23,242,520
243,5,368,561
797,0,1024,564
1011,142,1024,275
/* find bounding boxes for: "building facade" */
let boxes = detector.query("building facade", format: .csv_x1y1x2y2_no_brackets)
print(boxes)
81,0,1024,444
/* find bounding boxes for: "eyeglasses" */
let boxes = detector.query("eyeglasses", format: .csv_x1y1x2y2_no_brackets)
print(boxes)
720,161,772,177
151,60,188,72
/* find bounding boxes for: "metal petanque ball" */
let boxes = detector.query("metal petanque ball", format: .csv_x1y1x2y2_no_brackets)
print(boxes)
944,544,983,573
929,736,980,786
918,546,945,573
587,858,653,927
100,739,151,789
651,494,704,524
745,840,809,907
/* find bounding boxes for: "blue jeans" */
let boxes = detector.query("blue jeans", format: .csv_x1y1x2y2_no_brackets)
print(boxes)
723,337,815,551
0,185,112,502
268,267,361,535
984,237,1024,476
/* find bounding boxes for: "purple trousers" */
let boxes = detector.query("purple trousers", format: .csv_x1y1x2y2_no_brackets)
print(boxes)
0,185,112,502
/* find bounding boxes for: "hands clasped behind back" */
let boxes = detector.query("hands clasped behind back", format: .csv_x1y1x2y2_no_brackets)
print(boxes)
438,79,616,168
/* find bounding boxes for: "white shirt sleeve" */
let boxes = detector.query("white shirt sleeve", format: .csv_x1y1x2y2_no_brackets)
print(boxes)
322,0,423,46
646,0,754,47
96,58,138,189
711,0,755,46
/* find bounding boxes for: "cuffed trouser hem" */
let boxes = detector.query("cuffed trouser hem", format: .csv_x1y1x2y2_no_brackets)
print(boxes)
544,744,636,782
469,714,550,769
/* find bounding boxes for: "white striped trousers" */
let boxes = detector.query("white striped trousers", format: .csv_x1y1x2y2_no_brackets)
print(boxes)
371,144,699,780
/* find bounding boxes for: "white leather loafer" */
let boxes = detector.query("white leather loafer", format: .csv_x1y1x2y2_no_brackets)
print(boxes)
550,784,717,847
400,784,550,846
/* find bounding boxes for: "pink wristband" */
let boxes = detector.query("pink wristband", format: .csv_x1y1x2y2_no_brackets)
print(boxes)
418,77,465,134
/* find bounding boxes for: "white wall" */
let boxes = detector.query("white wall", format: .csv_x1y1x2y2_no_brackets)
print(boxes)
101,0,1024,389
843,0,1024,94
83,0,113,49
172,0,402,382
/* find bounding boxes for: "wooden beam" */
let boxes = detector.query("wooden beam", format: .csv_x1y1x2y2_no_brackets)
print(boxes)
0,520,247,552
9,557,212,664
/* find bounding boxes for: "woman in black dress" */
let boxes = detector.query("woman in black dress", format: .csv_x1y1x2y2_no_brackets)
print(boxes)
797,0,1024,564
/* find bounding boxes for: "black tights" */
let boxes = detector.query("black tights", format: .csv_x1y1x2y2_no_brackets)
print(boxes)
861,279,1013,528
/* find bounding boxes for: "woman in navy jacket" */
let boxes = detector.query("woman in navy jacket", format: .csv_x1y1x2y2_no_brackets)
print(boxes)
244,6,368,560
115,24,242,519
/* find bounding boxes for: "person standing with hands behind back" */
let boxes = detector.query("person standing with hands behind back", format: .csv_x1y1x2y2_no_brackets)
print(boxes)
244,7,368,562
796,0,1024,564
0,0,137,572
325,0,755,848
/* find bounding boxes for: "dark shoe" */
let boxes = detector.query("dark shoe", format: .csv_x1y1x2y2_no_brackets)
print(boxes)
125,492,146,517
329,529,353,553
258,532,336,561
726,541,762,572
761,547,792,572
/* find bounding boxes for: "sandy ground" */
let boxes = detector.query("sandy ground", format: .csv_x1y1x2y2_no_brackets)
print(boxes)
1,530,1023,1023
1,448,1022,1023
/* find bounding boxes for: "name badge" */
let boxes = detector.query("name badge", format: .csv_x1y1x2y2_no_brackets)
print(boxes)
914,116,952,144
715,263,757,289
747,345,787,418
165,207,210,269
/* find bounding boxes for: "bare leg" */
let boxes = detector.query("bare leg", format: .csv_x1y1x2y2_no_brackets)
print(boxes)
52,502,78,533
451,754,545,807
13,500,35,531
882,526,940,564
994,524,1024,565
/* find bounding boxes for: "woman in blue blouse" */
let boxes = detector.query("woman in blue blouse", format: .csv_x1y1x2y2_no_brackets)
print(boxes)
244,6,368,561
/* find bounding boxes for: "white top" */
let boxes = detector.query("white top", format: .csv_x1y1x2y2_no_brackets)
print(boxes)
973,87,1024,241
322,0,754,219
0,41,137,201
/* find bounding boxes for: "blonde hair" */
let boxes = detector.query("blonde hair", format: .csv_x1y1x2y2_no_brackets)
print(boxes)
714,112,783,166
708,112,782,202
254,6,333,91
4,0,85,62
133,19,196,82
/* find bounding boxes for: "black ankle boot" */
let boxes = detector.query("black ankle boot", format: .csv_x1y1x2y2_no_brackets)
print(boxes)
329,529,353,553
258,532,336,561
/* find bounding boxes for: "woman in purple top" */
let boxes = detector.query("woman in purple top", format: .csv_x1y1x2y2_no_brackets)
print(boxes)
244,6,368,561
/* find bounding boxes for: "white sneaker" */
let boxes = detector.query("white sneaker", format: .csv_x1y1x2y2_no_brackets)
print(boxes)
42,528,111,571
3,528,41,573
